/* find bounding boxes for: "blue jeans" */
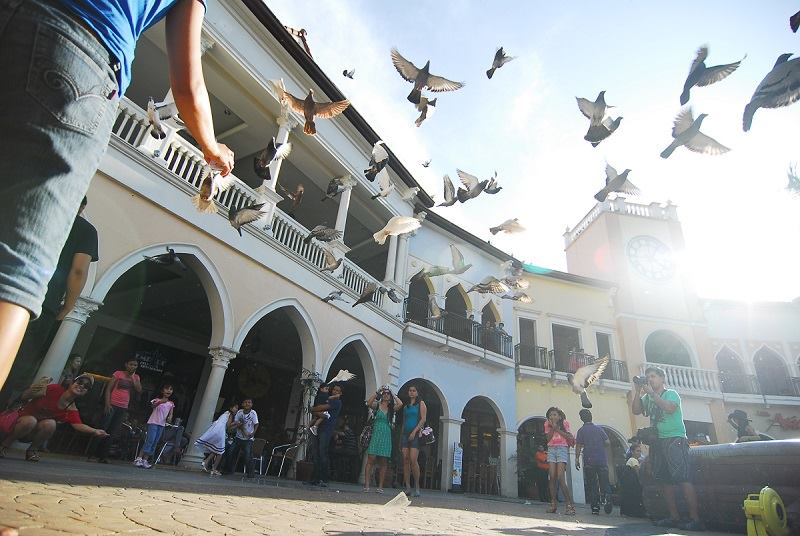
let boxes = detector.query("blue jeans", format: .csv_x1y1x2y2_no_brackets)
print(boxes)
311,429,332,483
227,437,254,476
141,423,165,456
0,0,118,317
95,405,127,460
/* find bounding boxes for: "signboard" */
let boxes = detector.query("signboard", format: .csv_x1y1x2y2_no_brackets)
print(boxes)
136,350,166,373
452,442,463,487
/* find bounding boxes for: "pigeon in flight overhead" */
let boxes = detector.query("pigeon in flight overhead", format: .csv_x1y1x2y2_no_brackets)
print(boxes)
787,164,800,196
328,369,357,383
679,46,744,105
373,216,421,245
486,47,515,79
501,275,529,290
321,175,357,202
322,290,348,304
427,294,443,320
147,94,184,140
567,356,609,409
278,183,304,214
143,247,188,271
490,218,526,235
371,169,394,200
484,172,502,194
455,169,489,203
661,108,730,159
422,160,431,168
192,171,234,214
743,53,800,132
449,244,472,275
229,202,266,236
501,290,532,304
500,259,524,278
390,48,465,104
353,282,379,307
594,164,640,202
304,225,342,244
253,137,292,181
792,10,800,32
438,175,457,207
467,276,510,295
277,86,350,135
320,247,343,274
415,96,437,127
576,91,613,127
364,140,389,182
342,68,355,79
410,265,450,281
584,116,623,148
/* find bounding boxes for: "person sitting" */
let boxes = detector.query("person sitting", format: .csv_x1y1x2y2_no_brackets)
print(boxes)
619,442,646,518
0,375,107,461
727,410,762,443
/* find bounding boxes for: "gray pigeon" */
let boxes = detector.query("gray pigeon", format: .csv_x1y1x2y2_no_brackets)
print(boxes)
467,276,509,295
743,53,800,132
320,247,343,274
437,174,457,207
322,290,348,304
379,286,403,303
422,159,431,168
229,202,266,237
364,141,389,182
278,183,304,215
143,246,188,271
484,173,502,194
321,175,356,202
594,164,640,202
566,356,609,409
449,245,472,275
787,164,800,196
415,96,437,127
486,47,515,79
390,48,465,104
342,68,355,79
253,137,292,181
576,91,613,126
584,116,622,147
455,169,489,203
661,108,729,159
500,290,532,304
792,10,800,32
352,282,379,307
304,225,342,244
680,45,744,105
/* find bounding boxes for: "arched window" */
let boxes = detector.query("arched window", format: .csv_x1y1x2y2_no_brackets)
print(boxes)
481,302,499,328
405,277,431,324
644,330,692,367
716,347,752,394
754,347,791,396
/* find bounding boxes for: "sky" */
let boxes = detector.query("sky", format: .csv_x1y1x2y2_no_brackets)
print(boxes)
268,0,800,303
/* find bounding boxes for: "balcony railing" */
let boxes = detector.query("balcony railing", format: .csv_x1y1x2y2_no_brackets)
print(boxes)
639,363,720,394
719,373,761,395
518,348,629,382
110,97,384,310
403,297,513,358
515,344,552,370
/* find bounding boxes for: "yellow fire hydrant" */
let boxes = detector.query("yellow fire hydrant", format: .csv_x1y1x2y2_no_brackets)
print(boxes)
743,486,790,536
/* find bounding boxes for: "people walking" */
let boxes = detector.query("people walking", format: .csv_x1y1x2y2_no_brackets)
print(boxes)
195,403,238,476
544,406,575,515
575,409,612,515
133,383,175,469
401,384,427,497
363,386,402,493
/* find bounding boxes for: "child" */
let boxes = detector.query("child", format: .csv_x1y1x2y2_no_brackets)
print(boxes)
133,383,175,469
195,403,238,476
544,406,575,515
93,358,142,463
309,384,340,436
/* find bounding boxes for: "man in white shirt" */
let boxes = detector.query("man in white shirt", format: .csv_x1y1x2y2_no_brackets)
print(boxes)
227,398,259,477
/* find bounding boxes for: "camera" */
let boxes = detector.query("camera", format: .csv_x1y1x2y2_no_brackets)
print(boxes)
632,375,647,386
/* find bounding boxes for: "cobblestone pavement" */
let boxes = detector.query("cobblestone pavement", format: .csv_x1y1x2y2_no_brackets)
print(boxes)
0,455,733,535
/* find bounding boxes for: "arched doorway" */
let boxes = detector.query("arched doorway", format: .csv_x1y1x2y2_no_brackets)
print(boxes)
445,284,471,344
754,347,791,396
716,347,751,394
405,277,432,325
397,378,446,490
644,330,692,367
600,426,628,488
461,396,502,495
516,417,547,500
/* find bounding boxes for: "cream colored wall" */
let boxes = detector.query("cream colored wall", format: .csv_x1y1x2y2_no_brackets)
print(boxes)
565,214,619,282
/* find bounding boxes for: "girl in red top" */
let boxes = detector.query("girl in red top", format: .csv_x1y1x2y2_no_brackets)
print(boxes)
0,375,107,461
93,358,141,463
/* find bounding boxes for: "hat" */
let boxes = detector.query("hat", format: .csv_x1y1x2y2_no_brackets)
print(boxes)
729,409,751,422
73,374,95,388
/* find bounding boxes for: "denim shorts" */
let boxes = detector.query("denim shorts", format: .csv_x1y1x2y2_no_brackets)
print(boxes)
142,423,165,456
400,432,420,449
546,445,569,464
0,0,118,317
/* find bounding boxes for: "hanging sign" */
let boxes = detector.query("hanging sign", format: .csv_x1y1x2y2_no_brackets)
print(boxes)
452,442,463,487
136,350,166,373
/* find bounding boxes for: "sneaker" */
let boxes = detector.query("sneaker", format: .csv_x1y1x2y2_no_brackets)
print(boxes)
679,520,705,532
133,458,143,467
140,460,152,469
310,425,318,436
210,470,222,476
200,460,209,473
603,497,613,514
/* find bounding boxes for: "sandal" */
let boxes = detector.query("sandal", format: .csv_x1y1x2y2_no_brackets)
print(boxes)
565,504,576,515
546,502,558,514
25,449,40,462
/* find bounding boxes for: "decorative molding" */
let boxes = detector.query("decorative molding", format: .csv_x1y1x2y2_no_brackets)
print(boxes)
199,32,216,56
64,296,103,324
440,418,465,426
497,429,519,437
209,346,238,368
614,311,707,328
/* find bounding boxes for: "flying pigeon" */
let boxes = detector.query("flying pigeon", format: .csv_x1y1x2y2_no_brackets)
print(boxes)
277,86,350,135
486,47,515,79
490,218,526,235
229,202,266,236
379,286,403,303
342,68,355,79
679,45,744,105
743,53,800,132
390,48,465,104
594,164,640,202
501,275,529,290
438,175,457,207
278,183,304,214
576,91,613,127
566,356,609,409
787,164,800,196
455,169,489,203
253,137,292,181
501,290,532,304
321,175,357,202
400,187,420,201
320,247,343,274
191,171,234,213
792,10,800,32
146,94,184,140
484,172,502,195
584,116,623,148
371,169,394,200
467,276,509,295
373,216,421,245
500,259,524,278
352,282,379,307
415,96,437,127
328,369,357,383
304,225,342,244
661,108,730,158
422,160,431,168
428,294,443,320
364,141,389,182
449,244,472,275
322,290,348,304
143,247,188,271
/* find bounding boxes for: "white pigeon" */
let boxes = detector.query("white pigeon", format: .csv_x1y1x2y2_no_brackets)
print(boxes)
743,53,800,132
191,171,234,213
450,244,472,275
370,168,395,200
438,175,457,207
253,137,293,181
401,187,420,201
660,108,729,159
320,247,343,274
566,356,609,409
373,216,421,245
787,163,800,196
594,164,640,202
147,93,184,140
576,91,613,127
328,369,356,383
415,96,437,127
490,218,526,235
321,290,348,304
501,290,533,303
365,140,389,182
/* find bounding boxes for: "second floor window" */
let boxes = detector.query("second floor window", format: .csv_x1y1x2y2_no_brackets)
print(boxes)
596,333,613,359
552,324,581,372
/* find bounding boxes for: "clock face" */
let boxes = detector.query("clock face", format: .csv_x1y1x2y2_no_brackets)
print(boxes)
626,236,675,281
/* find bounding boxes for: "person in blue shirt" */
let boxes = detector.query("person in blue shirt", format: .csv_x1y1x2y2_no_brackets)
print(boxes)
574,409,612,515
0,0,235,389
306,383,342,487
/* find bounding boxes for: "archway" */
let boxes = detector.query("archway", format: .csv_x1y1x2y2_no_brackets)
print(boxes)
600,426,628,488
397,378,447,490
754,347,791,396
481,302,499,327
644,330,692,367
461,396,502,495
716,347,750,394
516,416,547,500
445,284,471,344
405,277,432,325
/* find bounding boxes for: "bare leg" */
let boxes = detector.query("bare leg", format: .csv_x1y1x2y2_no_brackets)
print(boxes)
29,419,56,450
1,416,38,447
409,447,421,493
211,453,223,471
402,448,411,491
662,484,680,520
364,455,374,489
557,463,574,505
547,463,558,510
0,301,30,390
378,458,388,489
680,482,700,521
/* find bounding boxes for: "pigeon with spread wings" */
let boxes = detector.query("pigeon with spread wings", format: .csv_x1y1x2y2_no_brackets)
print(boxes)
364,141,389,182
567,356,609,409
373,216,421,245
147,92,185,140
304,225,342,244
594,164,640,202
490,218,525,235
743,53,800,132
576,91,613,127
322,290,348,304
390,48,464,104
253,137,292,181
278,183,304,215
321,175,357,202
328,369,356,383
371,169,394,200
415,96,437,127
486,47,515,79
438,174,457,207
455,169,489,203
680,46,744,105
229,202,266,237
278,87,350,135
320,247,343,274
353,282,379,307
467,276,509,295
584,116,622,148
143,247,188,272
192,171,234,214
661,108,729,158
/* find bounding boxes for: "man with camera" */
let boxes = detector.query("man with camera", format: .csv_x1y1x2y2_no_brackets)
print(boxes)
631,366,703,531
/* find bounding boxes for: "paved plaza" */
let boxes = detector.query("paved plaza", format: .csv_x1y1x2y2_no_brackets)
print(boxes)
0,455,735,536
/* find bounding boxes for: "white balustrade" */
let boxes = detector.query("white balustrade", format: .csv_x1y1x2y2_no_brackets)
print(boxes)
565,197,680,247
640,363,721,394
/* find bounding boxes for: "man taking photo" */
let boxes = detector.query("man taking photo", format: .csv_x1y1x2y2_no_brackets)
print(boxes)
631,366,703,531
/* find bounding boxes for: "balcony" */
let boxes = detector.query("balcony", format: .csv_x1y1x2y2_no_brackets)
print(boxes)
639,363,721,398
720,373,800,399
515,347,629,386
403,297,513,360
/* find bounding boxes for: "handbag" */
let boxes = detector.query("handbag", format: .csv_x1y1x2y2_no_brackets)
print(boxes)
358,408,375,452
420,426,436,445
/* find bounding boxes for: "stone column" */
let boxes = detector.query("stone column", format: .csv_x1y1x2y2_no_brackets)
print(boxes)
393,234,410,285
181,346,237,466
35,296,102,381
259,111,296,230
334,185,353,236
497,429,518,497
383,234,398,284
439,417,465,491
